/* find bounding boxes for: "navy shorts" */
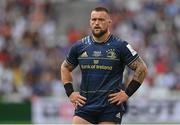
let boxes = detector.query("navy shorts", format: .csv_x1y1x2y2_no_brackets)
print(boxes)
74,103,124,124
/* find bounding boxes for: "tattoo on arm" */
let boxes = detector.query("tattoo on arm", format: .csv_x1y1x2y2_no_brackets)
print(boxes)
62,60,75,72
128,57,148,83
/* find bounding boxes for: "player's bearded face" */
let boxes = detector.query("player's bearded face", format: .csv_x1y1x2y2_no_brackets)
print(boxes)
90,11,111,38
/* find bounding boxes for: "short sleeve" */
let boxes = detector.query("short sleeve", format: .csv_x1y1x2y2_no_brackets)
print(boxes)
121,41,139,65
66,43,79,67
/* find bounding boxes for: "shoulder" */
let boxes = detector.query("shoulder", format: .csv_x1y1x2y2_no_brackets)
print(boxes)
70,36,91,52
81,35,91,45
111,34,128,47
73,36,91,47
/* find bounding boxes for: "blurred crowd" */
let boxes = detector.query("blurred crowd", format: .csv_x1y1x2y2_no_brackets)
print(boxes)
0,0,179,102
0,0,65,102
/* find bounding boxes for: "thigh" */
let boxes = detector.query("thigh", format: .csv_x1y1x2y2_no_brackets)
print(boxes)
74,107,99,124
72,115,91,124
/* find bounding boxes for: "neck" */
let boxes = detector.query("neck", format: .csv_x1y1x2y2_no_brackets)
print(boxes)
92,31,111,43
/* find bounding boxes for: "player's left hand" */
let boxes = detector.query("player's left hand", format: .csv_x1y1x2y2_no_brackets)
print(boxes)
108,90,129,105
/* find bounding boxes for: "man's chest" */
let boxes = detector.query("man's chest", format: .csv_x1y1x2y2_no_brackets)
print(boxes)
78,44,121,70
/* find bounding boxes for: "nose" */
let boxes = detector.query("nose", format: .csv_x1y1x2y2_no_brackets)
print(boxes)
94,23,100,28
95,20,100,25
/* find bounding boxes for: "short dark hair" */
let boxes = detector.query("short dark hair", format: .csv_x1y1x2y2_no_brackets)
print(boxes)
92,7,109,14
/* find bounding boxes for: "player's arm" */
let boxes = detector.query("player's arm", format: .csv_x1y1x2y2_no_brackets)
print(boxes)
61,60,86,107
61,60,74,86
108,57,147,104
128,57,148,83
125,56,148,97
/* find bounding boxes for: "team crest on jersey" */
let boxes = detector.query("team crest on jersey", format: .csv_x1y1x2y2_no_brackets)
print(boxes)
80,51,88,57
106,49,117,59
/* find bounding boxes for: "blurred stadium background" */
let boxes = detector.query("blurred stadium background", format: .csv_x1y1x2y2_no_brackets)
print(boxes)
0,0,179,124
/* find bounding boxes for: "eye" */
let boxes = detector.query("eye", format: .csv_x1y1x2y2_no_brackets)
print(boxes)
91,18,96,21
99,18,104,21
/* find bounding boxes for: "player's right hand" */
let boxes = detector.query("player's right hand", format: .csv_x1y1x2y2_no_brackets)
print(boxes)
69,92,87,108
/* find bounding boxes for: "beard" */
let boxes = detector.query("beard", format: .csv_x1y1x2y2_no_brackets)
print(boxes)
92,28,108,38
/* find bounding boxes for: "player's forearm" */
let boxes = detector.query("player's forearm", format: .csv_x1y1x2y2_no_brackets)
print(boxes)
61,60,75,97
125,57,148,97
132,64,148,83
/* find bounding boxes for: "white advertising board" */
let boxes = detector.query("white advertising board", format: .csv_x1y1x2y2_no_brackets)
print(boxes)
32,97,74,124
123,97,180,123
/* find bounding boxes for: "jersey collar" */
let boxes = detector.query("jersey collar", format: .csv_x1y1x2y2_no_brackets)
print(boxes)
90,34,112,44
